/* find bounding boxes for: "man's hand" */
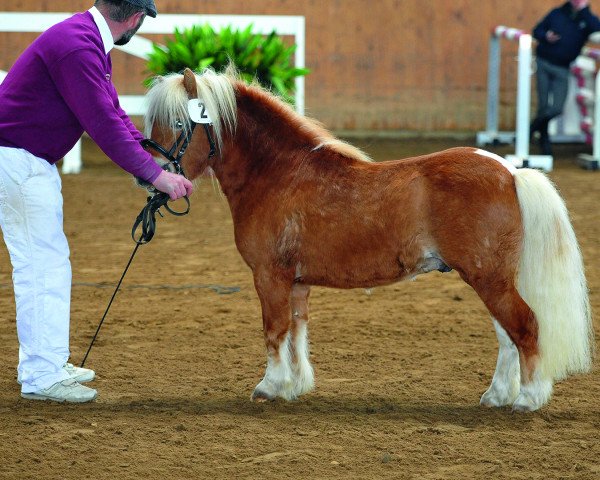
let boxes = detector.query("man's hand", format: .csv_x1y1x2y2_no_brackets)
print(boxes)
152,170,194,200
546,30,561,43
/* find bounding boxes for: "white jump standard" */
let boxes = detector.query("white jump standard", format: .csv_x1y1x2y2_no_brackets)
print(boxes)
477,26,553,172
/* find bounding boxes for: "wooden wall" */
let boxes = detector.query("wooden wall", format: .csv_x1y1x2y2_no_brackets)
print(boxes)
0,1,570,133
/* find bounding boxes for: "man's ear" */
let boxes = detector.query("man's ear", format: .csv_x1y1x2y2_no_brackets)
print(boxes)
183,68,198,99
126,11,145,28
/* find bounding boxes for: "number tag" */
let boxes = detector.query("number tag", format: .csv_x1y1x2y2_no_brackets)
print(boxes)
188,99,212,124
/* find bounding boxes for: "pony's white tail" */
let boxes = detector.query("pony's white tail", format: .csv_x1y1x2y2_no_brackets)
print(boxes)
514,169,593,381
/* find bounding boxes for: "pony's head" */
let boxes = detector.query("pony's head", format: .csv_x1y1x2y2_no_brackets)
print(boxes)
142,67,238,182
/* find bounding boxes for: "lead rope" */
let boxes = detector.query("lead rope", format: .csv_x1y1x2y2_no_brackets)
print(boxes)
80,192,190,368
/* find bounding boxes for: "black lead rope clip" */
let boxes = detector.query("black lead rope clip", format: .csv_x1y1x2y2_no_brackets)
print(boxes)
131,191,191,244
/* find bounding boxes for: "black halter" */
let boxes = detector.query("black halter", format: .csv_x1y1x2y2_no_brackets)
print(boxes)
131,118,218,243
141,121,217,176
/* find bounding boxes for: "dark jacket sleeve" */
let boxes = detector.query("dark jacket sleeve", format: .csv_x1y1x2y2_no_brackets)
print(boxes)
581,7,600,34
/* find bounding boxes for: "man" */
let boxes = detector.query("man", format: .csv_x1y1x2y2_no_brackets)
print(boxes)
530,0,600,155
0,0,193,403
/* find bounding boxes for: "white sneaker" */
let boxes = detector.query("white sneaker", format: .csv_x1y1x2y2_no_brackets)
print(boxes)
17,362,95,385
21,378,97,403
63,363,95,383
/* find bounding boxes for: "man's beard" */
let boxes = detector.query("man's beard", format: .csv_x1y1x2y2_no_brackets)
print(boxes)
114,16,145,46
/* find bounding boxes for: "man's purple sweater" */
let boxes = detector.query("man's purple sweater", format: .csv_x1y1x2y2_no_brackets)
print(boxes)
0,11,163,182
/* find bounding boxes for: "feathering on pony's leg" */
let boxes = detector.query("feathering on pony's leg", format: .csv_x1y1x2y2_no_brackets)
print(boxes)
290,284,315,398
251,271,296,402
480,319,521,407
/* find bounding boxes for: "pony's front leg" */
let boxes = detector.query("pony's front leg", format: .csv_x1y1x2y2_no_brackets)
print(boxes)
480,319,520,407
290,284,315,398
251,271,295,402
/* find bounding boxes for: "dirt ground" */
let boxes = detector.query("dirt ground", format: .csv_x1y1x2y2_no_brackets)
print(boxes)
0,138,598,480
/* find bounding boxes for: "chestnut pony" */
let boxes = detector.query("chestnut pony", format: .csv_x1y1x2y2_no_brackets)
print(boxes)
143,67,593,412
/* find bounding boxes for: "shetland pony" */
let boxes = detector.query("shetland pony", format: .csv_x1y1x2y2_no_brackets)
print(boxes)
142,67,593,411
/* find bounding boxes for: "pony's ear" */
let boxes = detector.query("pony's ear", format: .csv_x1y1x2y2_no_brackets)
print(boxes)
183,68,198,99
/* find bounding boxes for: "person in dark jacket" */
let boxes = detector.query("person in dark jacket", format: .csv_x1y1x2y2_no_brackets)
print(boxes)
530,0,600,155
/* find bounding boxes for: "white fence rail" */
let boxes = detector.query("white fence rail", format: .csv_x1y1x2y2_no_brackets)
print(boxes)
0,12,306,173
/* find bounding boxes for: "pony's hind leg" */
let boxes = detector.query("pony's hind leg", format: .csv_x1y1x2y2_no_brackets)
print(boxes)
480,319,520,407
251,270,296,402
290,284,315,398
473,282,552,411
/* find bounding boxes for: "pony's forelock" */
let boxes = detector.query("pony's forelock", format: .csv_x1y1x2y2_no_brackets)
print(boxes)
144,74,190,137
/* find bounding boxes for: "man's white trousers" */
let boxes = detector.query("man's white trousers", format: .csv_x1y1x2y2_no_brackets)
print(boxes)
0,147,71,393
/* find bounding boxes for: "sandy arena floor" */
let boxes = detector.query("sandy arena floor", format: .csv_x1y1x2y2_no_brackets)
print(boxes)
0,138,598,479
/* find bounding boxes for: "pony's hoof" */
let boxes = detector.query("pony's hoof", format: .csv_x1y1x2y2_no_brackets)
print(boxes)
511,402,537,413
511,380,552,412
251,389,275,403
480,392,503,408
511,394,541,412
480,388,517,408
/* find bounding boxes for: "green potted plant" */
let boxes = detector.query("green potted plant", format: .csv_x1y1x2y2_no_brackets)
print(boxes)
146,24,309,104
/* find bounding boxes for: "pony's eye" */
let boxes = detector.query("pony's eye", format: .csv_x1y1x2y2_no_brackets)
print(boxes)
175,120,183,129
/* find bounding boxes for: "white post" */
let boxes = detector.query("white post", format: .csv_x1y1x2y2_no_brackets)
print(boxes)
294,16,306,115
62,139,82,174
477,26,526,147
485,34,501,136
504,33,553,170
514,34,532,163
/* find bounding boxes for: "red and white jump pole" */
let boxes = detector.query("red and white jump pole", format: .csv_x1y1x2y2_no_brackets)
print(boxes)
574,47,600,169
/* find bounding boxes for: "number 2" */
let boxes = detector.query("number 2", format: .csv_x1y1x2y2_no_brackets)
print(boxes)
199,102,208,119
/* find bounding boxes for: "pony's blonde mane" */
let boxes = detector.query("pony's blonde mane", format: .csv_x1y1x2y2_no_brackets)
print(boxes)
145,67,371,163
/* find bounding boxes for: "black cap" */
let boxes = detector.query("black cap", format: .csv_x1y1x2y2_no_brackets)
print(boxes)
123,0,158,18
